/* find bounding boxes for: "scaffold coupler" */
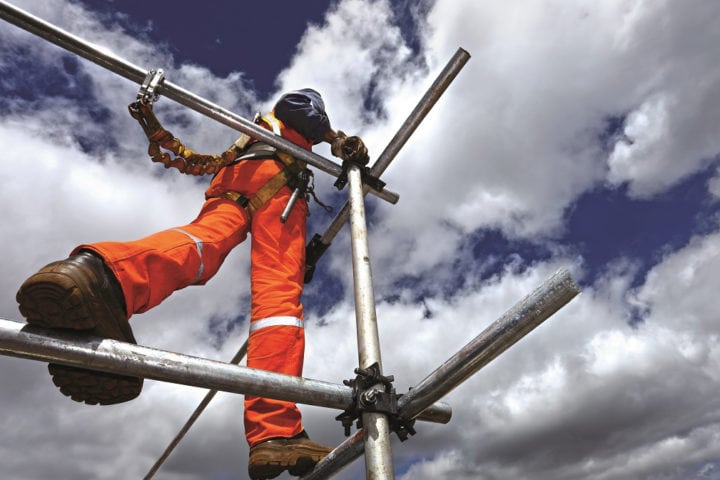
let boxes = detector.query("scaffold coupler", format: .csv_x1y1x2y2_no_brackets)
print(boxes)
136,68,165,105
333,153,386,193
336,363,417,441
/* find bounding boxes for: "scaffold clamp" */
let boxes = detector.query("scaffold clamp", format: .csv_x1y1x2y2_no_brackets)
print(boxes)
136,68,165,105
336,363,417,441
333,160,386,192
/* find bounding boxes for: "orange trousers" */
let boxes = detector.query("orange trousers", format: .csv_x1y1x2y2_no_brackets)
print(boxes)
77,159,307,446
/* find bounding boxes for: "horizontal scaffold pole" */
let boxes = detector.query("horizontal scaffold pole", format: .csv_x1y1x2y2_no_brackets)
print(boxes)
301,269,581,479
0,0,398,205
0,319,450,424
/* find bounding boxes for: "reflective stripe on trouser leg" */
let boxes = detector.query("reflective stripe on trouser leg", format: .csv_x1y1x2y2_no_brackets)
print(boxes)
77,197,249,315
171,228,204,284
244,322,305,446
244,189,308,446
249,316,303,334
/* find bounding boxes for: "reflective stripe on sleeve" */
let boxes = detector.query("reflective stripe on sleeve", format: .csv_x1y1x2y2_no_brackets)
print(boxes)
249,316,304,334
171,228,204,284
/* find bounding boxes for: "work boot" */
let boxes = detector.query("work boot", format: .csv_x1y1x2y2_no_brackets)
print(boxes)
16,250,143,405
248,431,333,479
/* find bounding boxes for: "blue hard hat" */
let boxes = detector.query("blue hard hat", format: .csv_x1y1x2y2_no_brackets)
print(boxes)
273,88,331,143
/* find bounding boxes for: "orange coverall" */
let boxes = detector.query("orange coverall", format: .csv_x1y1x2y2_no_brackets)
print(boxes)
76,118,313,446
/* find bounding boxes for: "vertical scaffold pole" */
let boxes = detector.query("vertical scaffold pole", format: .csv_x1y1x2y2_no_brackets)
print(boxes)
347,164,395,480
301,269,580,479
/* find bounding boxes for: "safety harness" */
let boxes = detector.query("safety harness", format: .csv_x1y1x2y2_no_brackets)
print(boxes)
219,138,309,219
129,97,328,220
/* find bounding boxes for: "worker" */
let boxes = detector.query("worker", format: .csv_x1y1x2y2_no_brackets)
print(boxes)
16,88,368,479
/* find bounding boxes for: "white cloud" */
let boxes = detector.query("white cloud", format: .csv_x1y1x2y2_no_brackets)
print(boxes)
275,0,413,128
361,0,720,269
384,230,720,480
1,1,720,479
709,167,720,200
604,1,720,197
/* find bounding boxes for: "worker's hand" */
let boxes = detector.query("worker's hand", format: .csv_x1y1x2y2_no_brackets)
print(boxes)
331,131,369,166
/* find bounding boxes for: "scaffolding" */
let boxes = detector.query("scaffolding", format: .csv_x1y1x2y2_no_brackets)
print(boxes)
0,2,582,479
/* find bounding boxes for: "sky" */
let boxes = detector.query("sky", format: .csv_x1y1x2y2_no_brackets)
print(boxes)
1,0,720,479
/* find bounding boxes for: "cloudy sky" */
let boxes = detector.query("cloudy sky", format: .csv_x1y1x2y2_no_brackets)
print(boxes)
1,0,720,479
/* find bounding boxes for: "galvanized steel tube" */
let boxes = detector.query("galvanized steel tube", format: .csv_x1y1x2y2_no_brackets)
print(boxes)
302,270,580,478
0,319,350,408
301,431,365,480
319,47,471,245
347,165,395,479
398,269,581,420
348,166,384,374
0,0,398,205
0,319,450,424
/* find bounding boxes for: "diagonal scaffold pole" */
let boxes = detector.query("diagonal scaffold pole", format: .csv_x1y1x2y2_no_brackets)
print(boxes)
145,46,471,480
0,4,583,480
0,0,398,205
143,340,248,480
305,48,471,278
142,53,470,480
302,269,580,479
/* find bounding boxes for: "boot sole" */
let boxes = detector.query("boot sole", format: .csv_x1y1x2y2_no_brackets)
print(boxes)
17,267,142,405
248,458,317,480
17,270,97,330
248,442,330,479
48,364,142,405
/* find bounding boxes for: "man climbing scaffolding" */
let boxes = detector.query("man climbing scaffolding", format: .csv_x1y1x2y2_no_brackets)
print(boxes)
16,87,369,480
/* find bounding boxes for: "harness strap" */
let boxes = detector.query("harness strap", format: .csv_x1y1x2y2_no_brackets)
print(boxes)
129,103,310,217
220,143,306,218
220,190,250,208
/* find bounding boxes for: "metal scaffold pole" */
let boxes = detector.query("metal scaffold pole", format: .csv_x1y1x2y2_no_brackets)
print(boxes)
143,340,249,480
0,319,451,425
0,0,398,206
305,48,471,277
301,269,580,479
347,164,395,479
396,269,580,420
0,2,586,479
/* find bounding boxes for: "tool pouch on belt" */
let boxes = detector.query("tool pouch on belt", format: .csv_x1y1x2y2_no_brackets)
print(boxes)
128,101,244,175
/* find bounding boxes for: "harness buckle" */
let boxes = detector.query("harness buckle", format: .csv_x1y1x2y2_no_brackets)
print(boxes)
220,191,250,209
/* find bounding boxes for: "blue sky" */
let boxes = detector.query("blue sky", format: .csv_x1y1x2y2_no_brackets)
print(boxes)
1,1,720,479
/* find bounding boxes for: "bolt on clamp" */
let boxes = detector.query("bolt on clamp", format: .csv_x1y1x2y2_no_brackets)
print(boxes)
137,68,165,105
336,362,417,441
